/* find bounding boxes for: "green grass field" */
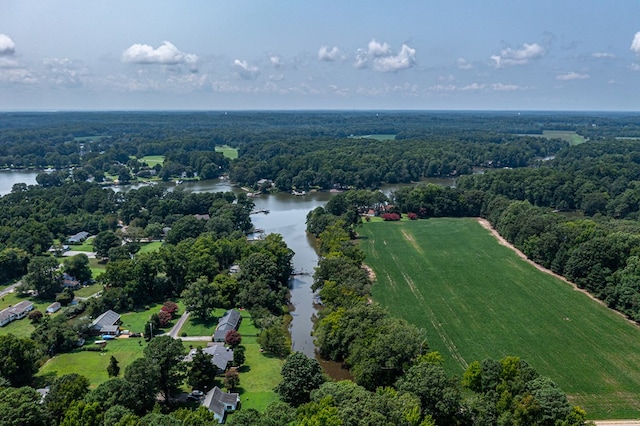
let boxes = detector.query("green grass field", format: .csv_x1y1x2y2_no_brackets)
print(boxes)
518,130,587,146
215,145,239,159
349,134,396,141
137,155,165,167
359,218,640,419
38,338,146,388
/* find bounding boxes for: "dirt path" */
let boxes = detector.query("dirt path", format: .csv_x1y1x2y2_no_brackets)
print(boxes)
476,218,638,327
594,422,640,426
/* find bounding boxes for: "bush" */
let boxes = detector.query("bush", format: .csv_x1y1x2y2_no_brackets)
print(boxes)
382,213,401,221
407,212,418,220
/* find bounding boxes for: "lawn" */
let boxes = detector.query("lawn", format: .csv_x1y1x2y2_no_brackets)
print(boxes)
234,342,284,412
38,338,146,388
139,241,163,254
215,145,239,160
137,155,165,167
180,308,259,339
359,218,640,419
0,292,51,338
348,134,396,141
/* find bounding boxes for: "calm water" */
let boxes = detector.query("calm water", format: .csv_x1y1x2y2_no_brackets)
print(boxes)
0,170,39,195
0,172,447,361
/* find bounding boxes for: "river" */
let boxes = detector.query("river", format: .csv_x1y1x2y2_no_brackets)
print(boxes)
0,172,450,363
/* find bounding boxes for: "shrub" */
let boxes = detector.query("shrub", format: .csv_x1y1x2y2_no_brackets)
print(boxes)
382,213,401,221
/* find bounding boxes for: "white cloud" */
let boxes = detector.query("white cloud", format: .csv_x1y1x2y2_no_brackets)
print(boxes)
491,83,525,91
318,46,342,62
354,40,416,72
592,52,615,59
233,59,259,80
491,43,545,67
631,32,640,54
122,41,198,71
270,54,283,68
373,44,416,72
367,39,391,57
556,72,590,81
43,58,90,87
460,83,485,91
0,34,16,56
630,63,640,72
457,58,472,70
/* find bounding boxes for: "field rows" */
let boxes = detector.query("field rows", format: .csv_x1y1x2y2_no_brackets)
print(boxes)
360,218,640,419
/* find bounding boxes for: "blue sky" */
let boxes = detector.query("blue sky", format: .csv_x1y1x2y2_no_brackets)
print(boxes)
1,0,640,111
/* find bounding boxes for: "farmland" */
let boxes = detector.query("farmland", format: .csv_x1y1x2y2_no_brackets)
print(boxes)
359,218,640,419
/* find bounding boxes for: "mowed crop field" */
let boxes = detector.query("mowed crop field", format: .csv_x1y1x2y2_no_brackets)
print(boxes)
359,218,640,419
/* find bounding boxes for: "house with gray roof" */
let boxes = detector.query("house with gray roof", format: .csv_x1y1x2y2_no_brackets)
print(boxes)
67,231,90,244
213,309,241,342
0,301,34,326
90,309,121,335
202,386,239,423
184,344,234,374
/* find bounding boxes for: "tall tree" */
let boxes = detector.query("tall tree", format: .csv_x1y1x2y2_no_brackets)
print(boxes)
24,255,61,298
0,386,46,426
186,348,217,392
181,277,216,320
143,336,186,403
0,334,40,387
107,355,120,378
44,373,90,424
63,253,92,284
275,352,325,407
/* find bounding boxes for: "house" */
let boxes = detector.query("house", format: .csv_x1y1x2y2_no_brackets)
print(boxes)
0,301,34,326
62,273,81,290
184,344,234,374
90,309,121,336
228,265,240,275
10,301,34,319
67,231,89,244
213,309,241,342
46,302,61,314
193,214,211,221
0,308,14,327
202,386,240,424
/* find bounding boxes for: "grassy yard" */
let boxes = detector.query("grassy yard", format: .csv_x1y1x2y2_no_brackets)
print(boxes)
137,155,165,167
38,338,146,388
215,145,239,159
359,218,640,419
234,342,283,412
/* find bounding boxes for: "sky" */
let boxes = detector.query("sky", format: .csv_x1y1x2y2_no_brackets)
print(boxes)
1,0,640,111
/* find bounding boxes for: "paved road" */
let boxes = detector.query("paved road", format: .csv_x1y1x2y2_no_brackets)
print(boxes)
0,281,21,298
594,422,640,426
63,250,96,258
168,311,190,338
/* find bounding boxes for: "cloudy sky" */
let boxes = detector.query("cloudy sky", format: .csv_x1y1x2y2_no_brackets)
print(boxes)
1,0,640,111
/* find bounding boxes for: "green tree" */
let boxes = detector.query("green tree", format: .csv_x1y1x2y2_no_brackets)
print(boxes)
63,253,92,284
181,277,217,320
59,401,103,426
223,369,240,391
107,355,120,377
86,378,148,415
123,359,160,412
0,386,46,426
233,346,246,367
396,362,461,424
275,352,326,406
0,334,40,387
187,348,217,392
24,255,61,298
93,231,121,259
256,322,290,357
143,336,186,403
44,373,90,424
